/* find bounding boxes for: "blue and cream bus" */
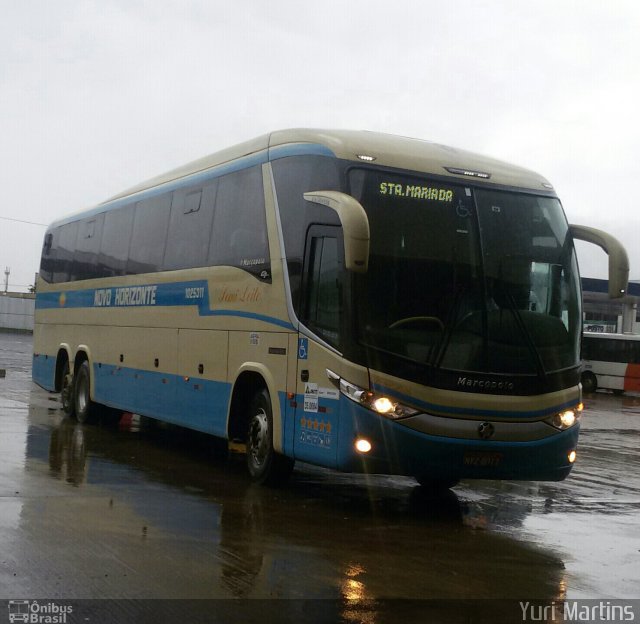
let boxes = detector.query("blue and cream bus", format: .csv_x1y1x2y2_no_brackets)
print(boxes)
32,129,629,488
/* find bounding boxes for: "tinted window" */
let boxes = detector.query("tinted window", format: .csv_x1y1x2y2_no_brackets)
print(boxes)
71,215,104,281
583,337,640,363
54,222,78,283
99,205,135,277
302,233,342,348
39,229,58,283
208,166,269,277
127,194,172,274
164,182,217,271
271,156,342,310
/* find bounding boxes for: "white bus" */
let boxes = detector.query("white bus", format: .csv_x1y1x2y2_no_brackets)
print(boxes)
32,129,629,488
581,332,640,394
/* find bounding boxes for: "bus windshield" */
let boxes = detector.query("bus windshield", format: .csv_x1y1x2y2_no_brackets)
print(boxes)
349,169,581,376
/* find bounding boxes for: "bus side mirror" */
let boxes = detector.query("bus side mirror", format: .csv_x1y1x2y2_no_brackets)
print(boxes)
304,191,370,273
569,224,629,299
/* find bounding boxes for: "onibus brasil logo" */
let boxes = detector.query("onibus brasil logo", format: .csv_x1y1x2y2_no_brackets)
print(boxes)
7,600,73,623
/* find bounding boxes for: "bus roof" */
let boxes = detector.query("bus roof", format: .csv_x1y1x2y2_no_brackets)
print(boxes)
51,129,555,228
109,129,553,202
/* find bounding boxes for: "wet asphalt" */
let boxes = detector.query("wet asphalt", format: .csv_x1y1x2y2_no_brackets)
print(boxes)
0,332,638,615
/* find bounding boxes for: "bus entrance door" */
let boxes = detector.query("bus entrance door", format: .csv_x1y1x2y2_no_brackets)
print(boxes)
292,226,344,468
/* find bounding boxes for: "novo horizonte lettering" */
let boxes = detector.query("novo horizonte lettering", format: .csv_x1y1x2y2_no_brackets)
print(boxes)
93,286,157,307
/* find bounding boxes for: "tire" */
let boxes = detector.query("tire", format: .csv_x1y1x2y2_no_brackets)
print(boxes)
73,360,98,424
246,388,294,486
581,371,597,394
60,360,75,417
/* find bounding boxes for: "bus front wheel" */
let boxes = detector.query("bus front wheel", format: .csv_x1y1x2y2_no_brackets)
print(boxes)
581,371,597,394
73,361,98,424
246,389,294,486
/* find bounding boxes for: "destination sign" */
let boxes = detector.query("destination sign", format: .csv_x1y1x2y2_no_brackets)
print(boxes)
379,182,454,202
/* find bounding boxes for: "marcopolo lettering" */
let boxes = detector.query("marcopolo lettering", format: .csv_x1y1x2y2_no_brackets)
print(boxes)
457,376,515,392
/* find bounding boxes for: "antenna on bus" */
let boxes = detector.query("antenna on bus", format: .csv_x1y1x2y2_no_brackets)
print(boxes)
3,267,9,294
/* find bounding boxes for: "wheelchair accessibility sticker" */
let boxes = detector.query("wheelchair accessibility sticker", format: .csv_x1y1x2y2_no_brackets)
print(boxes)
298,338,308,360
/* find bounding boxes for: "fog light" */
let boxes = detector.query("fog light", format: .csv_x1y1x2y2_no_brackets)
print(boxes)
568,450,577,464
355,438,372,453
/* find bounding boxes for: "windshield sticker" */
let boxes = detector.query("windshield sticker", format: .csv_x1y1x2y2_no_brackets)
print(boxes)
379,182,454,202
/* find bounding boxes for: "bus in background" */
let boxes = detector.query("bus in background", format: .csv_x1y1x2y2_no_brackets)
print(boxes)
32,129,629,489
581,332,640,394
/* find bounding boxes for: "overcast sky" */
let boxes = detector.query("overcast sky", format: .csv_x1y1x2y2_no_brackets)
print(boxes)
1,0,639,291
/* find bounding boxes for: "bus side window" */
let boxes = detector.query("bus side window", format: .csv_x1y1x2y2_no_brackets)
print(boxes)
99,205,135,277
301,232,343,348
208,166,269,277
127,194,172,275
271,155,342,312
72,215,104,281
40,230,58,283
164,183,216,271
54,222,79,283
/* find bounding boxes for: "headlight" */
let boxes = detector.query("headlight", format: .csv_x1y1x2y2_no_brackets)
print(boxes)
545,403,583,430
339,378,419,420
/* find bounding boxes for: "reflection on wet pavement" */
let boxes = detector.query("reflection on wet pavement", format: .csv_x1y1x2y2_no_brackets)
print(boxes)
3,400,569,601
1,334,639,607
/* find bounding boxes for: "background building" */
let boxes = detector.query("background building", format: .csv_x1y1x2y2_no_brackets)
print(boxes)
582,278,640,334
0,292,35,332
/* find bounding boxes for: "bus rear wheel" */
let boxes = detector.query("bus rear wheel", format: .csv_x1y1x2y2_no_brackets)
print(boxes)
60,360,75,417
581,371,597,394
246,388,294,486
73,361,98,424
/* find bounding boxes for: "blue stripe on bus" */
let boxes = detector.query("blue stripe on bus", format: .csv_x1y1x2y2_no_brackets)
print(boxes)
370,381,578,420
93,363,231,437
50,150,271,228
32,354,57,391
336,396,579,480
35,280,295,331
49,142,336,229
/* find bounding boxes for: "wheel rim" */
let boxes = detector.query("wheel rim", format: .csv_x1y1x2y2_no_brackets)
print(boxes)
248,408,269,469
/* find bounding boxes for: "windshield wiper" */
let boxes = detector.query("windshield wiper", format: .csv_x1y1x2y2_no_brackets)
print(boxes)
500,286,547,380
431,283,487,369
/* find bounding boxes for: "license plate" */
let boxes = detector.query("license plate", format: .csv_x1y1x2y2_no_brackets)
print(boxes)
463,452,503,467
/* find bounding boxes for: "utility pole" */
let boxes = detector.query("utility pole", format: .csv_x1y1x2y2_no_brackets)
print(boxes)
3,267,9,294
